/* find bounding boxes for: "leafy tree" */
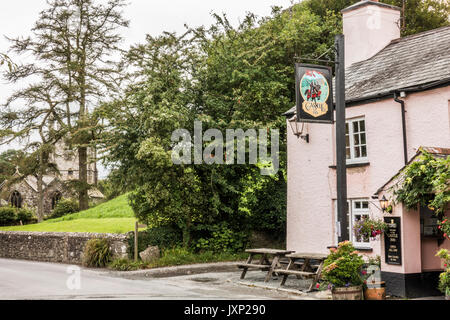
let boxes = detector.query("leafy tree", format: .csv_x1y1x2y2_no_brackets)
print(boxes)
0,150,27,182
303,0,450,36
101,0,449,249
1,0,129,210
382,0,450,36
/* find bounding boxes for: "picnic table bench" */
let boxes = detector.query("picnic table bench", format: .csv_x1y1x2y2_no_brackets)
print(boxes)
237,248,294,282
274,252,328,292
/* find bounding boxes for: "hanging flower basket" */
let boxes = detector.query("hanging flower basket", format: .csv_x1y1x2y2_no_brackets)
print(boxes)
353,218,388,241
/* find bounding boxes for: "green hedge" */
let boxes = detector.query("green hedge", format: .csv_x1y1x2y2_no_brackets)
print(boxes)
127,225,183,258
48,198,79,219
0,206,36,226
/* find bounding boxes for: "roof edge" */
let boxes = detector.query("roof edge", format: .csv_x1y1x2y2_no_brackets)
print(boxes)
341,1,401,14
373,146,450,196
283,78,450,117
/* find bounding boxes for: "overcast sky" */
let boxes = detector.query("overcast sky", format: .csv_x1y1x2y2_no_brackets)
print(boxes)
0,0,296,178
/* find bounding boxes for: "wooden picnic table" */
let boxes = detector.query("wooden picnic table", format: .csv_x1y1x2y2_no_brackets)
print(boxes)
274,252,328,292
237,248,294,282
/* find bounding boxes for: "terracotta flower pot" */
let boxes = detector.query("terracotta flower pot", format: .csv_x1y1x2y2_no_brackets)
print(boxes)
331,285,363,300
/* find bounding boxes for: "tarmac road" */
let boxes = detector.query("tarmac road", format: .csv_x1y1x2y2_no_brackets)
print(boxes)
0,258,305,300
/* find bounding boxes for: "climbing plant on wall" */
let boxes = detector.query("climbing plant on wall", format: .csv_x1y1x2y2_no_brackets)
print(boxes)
393,150,450,240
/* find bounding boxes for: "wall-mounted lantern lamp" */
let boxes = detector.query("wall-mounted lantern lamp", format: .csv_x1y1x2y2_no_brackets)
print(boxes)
288,115,309,143
379,195,390,213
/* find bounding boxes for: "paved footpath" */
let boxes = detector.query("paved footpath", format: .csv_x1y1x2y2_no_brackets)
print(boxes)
0,258,310,300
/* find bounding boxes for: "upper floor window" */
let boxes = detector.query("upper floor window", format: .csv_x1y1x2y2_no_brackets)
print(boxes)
346,117,368,164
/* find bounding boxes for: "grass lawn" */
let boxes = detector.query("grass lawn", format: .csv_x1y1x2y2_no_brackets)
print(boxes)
0,194,136,234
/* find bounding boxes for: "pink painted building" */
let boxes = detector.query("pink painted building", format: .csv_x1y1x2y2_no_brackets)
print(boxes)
284,0,450,298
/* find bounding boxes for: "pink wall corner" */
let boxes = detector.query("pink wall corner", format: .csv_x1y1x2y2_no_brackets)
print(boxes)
286,120,335,254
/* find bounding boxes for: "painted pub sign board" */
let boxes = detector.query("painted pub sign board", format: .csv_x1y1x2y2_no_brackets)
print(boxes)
295,63,334,124
384,217,402,265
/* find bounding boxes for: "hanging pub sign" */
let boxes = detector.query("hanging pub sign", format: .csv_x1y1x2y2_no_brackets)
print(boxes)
295,63,334,124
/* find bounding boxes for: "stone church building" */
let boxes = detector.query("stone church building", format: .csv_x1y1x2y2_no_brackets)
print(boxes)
0,141,105,214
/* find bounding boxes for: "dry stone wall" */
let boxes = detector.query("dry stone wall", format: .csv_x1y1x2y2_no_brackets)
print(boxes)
0,231,129,264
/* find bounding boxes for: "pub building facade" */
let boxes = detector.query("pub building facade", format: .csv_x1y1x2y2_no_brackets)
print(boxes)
284,0,450,298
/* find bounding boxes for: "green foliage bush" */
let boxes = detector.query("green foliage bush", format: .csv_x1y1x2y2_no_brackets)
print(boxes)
436,249,450,295
0,206,36,226
108,258,148,271
0,207,17,226
49,198,79,219
322,241,365,289
16,207,36,224
194,222,248,253
438,271,450,296
82,238,112,268
127,225,183,258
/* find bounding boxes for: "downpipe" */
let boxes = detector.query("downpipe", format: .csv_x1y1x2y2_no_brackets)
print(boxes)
394,92,408,165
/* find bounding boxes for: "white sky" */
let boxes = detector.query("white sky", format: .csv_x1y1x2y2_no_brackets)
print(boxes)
0,0,296,178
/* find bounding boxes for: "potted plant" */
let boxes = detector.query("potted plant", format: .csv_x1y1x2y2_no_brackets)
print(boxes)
321,241,365,300
362,256,386,300
353,218,388,242
436,249,450,300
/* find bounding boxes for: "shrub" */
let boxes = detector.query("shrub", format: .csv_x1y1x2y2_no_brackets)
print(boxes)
49,198,79,219
321,241,366,289
127,225,183,258
108,258,149,271
16,208,36,224
194,222,248,253
436,249,450,295
82,238,112,268
438,270,450,296
0,207,17,226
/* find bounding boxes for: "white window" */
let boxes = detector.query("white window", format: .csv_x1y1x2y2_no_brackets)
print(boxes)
351,200,370,248
346,118,368,164
334,199,371,248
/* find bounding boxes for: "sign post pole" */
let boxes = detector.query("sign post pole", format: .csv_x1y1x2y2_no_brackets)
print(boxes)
134,221,138,262
335,34,349,242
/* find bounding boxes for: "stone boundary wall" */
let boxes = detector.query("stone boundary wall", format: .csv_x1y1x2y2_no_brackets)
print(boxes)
0,231,129,264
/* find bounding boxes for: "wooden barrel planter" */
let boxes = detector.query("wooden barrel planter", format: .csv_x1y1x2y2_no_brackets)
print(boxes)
364,282,386,300
331,285,363,300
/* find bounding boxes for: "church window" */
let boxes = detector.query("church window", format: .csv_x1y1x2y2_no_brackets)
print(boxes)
52,191,62,210
10,191,22,208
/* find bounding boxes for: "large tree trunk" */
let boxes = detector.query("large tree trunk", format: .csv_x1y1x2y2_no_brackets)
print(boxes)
78,146,89,211
36,174,44,223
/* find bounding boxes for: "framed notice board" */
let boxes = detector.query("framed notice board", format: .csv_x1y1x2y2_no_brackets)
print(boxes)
295,63,334,124
384,217,402,265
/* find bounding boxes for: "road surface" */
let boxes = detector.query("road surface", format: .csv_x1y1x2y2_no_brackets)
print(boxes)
0,258,303,300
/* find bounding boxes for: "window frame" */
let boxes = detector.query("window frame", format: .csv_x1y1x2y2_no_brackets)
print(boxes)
334,198,371,249
345,117,368,165
351,199,371,248
10,190,22,209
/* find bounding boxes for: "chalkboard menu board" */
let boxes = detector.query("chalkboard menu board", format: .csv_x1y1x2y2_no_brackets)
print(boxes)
384,217,402,265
